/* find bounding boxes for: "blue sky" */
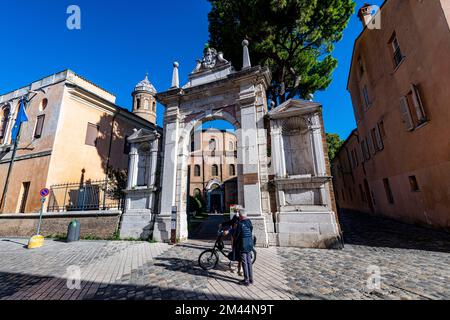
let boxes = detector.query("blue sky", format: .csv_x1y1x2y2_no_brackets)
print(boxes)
0,0,383,140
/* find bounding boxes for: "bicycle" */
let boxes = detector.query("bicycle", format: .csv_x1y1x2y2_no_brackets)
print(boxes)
198,229,257,270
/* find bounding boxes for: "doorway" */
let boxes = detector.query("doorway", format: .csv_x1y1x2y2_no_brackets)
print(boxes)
364,179,374,212
18,182,30,213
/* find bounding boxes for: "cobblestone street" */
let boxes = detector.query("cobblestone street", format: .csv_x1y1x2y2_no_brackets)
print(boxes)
0,211,449,300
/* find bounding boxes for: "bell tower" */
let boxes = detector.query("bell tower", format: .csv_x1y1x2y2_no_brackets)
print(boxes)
132,73,157,124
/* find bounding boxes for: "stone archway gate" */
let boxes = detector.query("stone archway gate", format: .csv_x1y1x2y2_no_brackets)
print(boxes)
154,46,273,246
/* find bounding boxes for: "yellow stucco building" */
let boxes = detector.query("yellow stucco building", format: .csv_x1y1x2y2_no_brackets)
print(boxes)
0,70,159,215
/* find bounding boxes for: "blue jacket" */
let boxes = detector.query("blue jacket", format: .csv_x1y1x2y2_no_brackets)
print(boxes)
235,219,254,253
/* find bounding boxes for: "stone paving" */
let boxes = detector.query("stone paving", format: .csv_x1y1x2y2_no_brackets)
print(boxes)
0,211,449,300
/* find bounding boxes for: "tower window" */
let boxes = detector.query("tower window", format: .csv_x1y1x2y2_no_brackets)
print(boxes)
136,98,141,110
153,101,156,112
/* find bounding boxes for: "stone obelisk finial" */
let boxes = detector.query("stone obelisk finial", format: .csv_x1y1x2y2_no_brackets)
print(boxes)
171,61,179,89
242,39,251,70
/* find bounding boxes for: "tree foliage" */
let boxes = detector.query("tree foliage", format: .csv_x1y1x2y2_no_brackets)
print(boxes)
208,0,355,105
326,133,344,161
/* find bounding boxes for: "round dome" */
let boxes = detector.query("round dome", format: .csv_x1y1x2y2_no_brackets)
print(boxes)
134,74,156,94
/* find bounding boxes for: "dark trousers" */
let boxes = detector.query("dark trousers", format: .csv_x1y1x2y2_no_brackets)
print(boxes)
241,252,253,284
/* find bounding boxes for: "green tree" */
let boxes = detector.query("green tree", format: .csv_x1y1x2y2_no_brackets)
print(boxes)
106,168,127,200
326,133,344,161
208,0,355,105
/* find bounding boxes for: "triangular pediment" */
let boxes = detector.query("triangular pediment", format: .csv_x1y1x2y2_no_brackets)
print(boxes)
269,99,321,119
128,128,160,143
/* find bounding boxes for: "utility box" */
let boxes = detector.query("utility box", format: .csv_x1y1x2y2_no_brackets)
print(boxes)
67,220,81,243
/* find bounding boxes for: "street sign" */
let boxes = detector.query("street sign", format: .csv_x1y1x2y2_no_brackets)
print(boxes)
171,206,177,244
40,188,50,198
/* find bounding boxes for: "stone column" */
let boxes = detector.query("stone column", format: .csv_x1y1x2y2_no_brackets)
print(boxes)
309,113,327,177
270,124,287,178
270,123,286,208
238,83,268,246
154,107,180,242
308,113,331,208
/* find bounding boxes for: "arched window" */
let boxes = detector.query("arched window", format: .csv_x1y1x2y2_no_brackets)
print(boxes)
0,105,10,141
152,101,156,111
229,164,236,176
211,164,219,176
209,138,216,151
229,141,234,151
136,98,141,110
144,99,149,110
194,165,201,177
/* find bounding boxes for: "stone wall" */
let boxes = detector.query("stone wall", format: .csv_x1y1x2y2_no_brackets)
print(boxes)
0,211,121,239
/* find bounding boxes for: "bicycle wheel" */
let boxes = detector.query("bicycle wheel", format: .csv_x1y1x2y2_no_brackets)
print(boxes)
251,249,257,265
198,249,219,270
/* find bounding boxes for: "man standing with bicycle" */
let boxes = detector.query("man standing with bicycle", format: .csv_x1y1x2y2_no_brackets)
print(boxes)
234,208,254,286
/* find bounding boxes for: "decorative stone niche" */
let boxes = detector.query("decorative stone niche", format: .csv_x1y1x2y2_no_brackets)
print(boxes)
120,129,160,240
269,99,342,248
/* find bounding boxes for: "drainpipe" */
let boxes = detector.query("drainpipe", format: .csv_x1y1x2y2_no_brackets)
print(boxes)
103,110,120,210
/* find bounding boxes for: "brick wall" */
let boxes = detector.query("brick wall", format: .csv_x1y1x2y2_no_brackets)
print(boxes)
0,211,121,239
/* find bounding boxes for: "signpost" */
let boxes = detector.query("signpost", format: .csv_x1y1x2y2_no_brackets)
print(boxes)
28,188,50,249
170,206,177,244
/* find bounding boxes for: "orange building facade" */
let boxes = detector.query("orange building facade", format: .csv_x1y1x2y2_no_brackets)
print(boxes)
187,129,238,213
0,70,158,214
333,1,450,231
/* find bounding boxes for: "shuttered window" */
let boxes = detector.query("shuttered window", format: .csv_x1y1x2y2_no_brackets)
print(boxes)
375,124,384,151
361,139,367,161
34,115,45,139
367,133,375,155
383,178,395,204
400,96,414,131
411,84,427,123
85,123,99,147
362,86,370,111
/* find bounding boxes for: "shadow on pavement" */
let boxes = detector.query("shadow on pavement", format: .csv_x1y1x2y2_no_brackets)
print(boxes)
340,209,450,253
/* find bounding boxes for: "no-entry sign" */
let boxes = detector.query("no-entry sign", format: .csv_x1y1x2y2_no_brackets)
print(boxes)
40,188,50,198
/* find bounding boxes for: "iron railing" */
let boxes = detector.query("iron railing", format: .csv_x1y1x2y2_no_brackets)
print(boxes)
47,180,124,212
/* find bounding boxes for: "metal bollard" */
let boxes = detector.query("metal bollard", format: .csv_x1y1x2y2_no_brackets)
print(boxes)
67,220,81,243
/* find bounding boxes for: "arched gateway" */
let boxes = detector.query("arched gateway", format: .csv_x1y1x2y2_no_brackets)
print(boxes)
154,44,273,246
123,42,342,248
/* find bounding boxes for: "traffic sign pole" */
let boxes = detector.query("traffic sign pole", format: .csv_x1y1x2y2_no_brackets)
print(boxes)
28,188,50,249
36,197,46,236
